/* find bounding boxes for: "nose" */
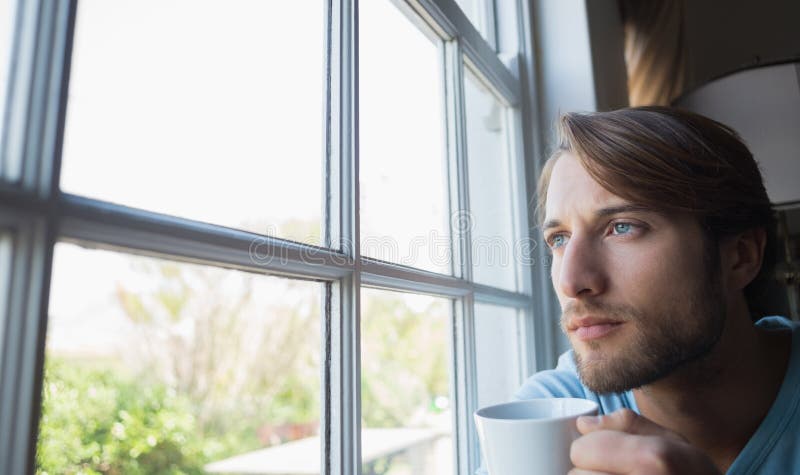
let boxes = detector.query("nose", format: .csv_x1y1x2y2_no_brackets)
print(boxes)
553,234,607,299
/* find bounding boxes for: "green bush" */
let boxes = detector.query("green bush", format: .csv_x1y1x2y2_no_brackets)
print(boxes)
36,358,209,475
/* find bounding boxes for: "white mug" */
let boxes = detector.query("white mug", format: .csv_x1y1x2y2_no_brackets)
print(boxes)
474,398,599,475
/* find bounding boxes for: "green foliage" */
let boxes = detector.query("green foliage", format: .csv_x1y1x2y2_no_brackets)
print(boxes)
36,358,209,475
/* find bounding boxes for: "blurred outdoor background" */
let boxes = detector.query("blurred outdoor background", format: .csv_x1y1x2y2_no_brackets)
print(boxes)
38,243,453,475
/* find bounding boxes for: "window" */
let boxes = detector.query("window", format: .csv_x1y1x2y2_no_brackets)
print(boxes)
0,1,541,474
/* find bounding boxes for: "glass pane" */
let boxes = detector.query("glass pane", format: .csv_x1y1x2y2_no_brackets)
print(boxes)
361,288,454,475
474,303,521,408
464,67,518,291
0,0,17,176
38,243,321,474
360,0,450,274
59,1,325,245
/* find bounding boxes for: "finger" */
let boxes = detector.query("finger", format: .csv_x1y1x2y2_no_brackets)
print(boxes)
570,430,657,473
577,409,682,441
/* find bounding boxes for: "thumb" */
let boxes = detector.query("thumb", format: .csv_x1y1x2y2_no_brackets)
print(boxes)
577,409,684,441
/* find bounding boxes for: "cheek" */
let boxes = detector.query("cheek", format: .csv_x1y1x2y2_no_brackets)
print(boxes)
610,242,702,304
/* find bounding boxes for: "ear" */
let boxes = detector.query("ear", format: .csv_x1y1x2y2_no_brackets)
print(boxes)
721,228,767,291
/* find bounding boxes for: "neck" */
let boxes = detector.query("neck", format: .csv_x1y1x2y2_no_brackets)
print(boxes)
632,308,791,473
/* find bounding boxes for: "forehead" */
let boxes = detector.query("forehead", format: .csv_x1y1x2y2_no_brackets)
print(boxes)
544,152,628,221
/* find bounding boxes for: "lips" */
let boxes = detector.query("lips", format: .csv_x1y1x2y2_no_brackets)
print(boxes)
567,316,624,341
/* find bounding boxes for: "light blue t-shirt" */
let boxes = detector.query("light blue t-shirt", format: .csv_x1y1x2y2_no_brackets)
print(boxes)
478,317,800,475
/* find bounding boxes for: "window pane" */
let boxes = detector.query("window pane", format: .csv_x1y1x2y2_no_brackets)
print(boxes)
359,0,450,274
0,0,17,178
464,67,518,291
361,288,454,475
38,243,321,474
59,1,325,245
474,303,521,408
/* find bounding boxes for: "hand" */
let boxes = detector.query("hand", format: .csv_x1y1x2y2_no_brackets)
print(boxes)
568,409,721,475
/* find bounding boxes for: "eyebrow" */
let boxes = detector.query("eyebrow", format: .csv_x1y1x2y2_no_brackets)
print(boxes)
542,204,658,232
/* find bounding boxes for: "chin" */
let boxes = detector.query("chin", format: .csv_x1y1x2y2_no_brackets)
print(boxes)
572,346,637,392
574,347,612,367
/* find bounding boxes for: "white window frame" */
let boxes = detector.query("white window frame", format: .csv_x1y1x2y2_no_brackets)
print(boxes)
0,1,552,474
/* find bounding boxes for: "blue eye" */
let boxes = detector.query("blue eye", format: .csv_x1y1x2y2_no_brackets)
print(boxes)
548,234,568,249
612,222,633,234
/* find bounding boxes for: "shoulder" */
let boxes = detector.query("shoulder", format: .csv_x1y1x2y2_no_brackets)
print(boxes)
735,317,800,474
514,350,587,399
514,375,581,401
513,350,584,400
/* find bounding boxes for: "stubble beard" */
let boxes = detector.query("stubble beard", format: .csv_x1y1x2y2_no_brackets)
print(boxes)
565,252,727,394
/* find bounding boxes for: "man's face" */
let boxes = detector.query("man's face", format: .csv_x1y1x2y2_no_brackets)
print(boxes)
543,152,726,393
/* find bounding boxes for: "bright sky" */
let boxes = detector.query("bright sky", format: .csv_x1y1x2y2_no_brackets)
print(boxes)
60,0,325,238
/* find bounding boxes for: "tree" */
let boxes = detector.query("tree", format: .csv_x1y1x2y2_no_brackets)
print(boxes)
113,259,321,444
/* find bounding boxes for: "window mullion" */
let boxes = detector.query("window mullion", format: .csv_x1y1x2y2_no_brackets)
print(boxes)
36,0,74,199
445,39,471,282
0,1,72,474
2,0,35,185
0,216,53,475
444,37,480,475
329,0,361,474
57,194,353,281
6,0,72,198
452,294,478,475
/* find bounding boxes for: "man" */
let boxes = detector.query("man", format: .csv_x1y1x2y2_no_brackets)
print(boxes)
508,107,797,474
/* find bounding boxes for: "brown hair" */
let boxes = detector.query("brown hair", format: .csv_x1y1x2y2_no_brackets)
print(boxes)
537,106,777,319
